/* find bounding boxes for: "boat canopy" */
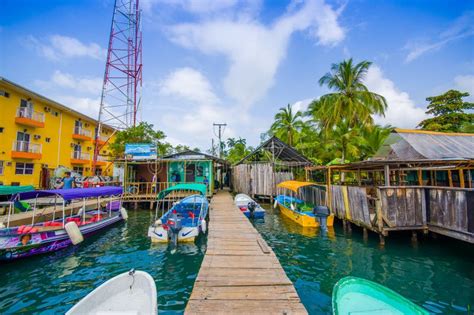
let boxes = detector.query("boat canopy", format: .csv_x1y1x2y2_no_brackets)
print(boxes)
157,183,207,200
12,187,123,201
0,185,35,196
277,180,316,193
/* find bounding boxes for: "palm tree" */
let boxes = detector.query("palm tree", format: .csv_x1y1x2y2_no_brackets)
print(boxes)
317,59,387,130
360,125,393,159
270,104,304,146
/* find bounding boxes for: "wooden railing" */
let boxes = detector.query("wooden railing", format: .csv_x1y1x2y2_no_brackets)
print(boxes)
123,181,210,199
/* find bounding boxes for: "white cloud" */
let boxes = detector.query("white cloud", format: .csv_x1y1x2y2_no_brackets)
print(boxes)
159,67,219,105
26,35,106,61
35,71,102,95
168,0,345,108
365,65,428,128
54,95,101,118
405,11,474,62
454,74,474,96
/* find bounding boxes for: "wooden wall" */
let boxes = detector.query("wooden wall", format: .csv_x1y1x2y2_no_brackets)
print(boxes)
330,185,372,228
232,163,293,196
378,187,425,228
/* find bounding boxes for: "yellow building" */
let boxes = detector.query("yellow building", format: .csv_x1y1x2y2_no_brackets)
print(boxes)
0,77,115,188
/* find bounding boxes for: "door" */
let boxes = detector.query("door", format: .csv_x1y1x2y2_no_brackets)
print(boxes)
19,99,33,118
74,120,83,134
16,131,30,152
186,163,195,182
73,144,82,159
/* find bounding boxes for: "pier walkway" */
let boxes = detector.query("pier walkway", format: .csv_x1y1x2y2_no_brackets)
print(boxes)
185,190,307,314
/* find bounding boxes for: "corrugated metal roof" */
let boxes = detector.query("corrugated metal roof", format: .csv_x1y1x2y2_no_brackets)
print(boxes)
374,129,474,160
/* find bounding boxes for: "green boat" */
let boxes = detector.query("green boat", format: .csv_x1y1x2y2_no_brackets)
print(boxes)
332,277,429,315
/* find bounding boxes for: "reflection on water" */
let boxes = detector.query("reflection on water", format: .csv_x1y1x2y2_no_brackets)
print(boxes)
254,204,474,315
0,210,205,314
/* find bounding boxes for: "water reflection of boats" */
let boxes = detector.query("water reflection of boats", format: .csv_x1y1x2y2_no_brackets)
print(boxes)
280,215,336,240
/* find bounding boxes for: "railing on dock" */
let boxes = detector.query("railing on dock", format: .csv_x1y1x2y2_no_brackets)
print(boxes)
123,181,210,202
310,184,474,243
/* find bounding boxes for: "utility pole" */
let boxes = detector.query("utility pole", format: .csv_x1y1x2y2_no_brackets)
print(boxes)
213,123,227,158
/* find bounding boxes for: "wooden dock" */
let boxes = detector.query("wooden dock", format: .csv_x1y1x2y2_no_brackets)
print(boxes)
185,190,307,315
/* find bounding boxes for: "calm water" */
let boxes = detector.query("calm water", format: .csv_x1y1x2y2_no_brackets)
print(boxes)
1,207,473,314
254,204,474,314
0,210,205,314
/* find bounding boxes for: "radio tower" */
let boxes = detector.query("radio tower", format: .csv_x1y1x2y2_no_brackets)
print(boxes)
93,0,142,174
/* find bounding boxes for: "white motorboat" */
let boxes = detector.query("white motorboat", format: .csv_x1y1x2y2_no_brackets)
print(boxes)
234,194,266,219
66,269,157,315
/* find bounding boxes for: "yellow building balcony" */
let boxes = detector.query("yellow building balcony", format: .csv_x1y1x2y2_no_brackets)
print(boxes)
72,127,92,141
93,135,109,146
11,141,42,159
15,108,45,128
71,151,91,164
92,155,108,166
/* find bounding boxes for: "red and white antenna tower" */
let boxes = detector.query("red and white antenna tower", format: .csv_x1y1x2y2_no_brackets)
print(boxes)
93,0,142,173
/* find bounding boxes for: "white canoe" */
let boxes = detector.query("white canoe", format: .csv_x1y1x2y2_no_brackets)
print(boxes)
67,270,157,315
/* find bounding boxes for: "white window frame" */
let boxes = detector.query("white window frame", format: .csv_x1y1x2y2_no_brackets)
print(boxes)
15,162,34,175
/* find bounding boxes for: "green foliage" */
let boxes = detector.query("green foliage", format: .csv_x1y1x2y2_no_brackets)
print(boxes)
418,90,474,132
109,122,167,158
270,104,305,146
316,59,387,130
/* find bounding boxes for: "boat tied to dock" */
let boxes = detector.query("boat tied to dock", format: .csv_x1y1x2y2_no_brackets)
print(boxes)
0,187,126,261
148,183,208,244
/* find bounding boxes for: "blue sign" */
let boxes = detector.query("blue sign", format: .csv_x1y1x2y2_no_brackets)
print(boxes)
125,143,156,160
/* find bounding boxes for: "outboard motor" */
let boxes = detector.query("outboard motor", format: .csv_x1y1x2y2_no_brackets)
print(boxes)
313,205,330,230
167,211,183,247
247,202,257,218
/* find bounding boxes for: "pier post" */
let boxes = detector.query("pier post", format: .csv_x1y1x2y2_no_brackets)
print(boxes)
363,228,368,241
379,234,385,246
411,231,418,244
346,221,352,233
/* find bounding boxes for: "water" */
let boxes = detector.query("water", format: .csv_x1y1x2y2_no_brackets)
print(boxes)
0,210,205,314
1,207,473,314
253,205,474,314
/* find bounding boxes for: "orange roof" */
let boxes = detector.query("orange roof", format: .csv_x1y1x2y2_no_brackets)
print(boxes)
276,180,316,192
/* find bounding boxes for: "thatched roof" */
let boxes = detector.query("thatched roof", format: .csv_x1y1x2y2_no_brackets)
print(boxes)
373,129,474,161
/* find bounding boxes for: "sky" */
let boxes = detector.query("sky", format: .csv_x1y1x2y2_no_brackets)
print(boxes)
1,0,473,150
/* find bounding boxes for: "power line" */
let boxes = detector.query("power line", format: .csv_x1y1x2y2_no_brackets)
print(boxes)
213,123,227,158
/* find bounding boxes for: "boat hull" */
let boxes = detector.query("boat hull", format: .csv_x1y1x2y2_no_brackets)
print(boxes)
332,276,429,315
278,203,319,227
0,214,123,261
242,210,265,219
148,225,199,243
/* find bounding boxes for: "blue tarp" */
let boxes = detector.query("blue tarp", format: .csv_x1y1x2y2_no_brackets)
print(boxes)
13,187,123,201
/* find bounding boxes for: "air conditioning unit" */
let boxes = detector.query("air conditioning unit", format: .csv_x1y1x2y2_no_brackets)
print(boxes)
70,143,75,148
85,123,90,127
87,147,92,151
44,107,51,113
34,135,41,140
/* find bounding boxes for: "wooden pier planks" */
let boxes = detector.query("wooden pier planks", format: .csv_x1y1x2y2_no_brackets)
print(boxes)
185,190,307,315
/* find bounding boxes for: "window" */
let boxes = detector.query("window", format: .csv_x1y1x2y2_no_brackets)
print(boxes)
73,167,84,175
0,161,4,175
15,163,34,175
95,168,102,176
0,90,9,98
196,165,204,177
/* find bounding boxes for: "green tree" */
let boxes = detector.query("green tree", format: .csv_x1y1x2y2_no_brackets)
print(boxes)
418,90,474,132
270,104,305,146
317,59,387,130
359,125,393,159
109,122,166,158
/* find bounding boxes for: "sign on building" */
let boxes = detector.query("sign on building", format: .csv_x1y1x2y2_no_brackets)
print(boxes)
125,143,157,160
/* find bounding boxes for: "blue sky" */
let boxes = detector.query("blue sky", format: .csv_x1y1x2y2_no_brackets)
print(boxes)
1,0,473,149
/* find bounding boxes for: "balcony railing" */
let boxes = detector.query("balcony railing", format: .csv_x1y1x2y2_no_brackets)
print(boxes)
71,151,91,160
96,155,107,162
16,108,45,123
73,127,92,138
12,141,42,153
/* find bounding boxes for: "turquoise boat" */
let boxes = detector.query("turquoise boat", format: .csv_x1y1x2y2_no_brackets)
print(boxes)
332,277,429,315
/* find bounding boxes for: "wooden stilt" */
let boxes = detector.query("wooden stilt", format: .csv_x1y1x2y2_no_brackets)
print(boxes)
379,234,385,246
363,228,368,241
411,231,418,243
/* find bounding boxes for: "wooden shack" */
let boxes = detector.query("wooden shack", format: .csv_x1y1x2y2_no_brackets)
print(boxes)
306,129,474,243
232,136,313,199
115,150,229,202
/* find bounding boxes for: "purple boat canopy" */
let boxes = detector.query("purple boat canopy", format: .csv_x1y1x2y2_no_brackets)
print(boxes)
12,187,123,201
